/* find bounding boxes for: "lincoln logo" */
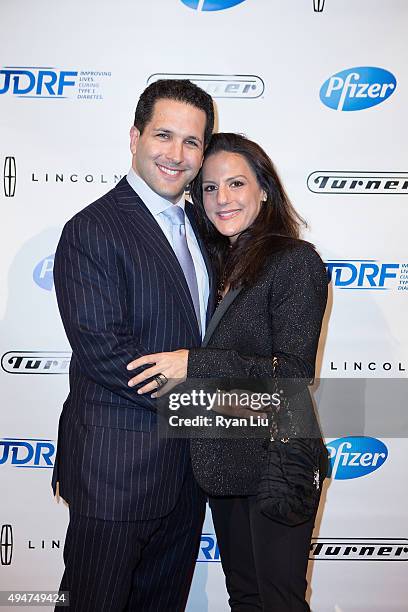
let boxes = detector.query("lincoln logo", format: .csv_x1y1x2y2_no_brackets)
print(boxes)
0,524,13,565
314,0,325,11
3,156,16,197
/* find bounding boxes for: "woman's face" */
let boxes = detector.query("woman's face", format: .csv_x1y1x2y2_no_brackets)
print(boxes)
202,151,266,243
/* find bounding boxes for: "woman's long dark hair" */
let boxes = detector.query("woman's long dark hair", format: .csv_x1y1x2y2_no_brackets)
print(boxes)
190,133,307,289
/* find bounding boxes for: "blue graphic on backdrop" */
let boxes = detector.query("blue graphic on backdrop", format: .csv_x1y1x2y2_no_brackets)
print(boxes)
197,533,220,562
325,260,405,290
326,437,388,480
33,254,54,291
320,67,396,111
0,438,55,468
0,67,111,100
181,0,246,11
0,68,77,97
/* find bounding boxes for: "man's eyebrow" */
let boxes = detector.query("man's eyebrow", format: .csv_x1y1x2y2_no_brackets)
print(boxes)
152,128,202,145
153,127,172,133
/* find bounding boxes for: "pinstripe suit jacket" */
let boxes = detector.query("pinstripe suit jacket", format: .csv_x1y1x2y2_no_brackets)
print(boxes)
52,177,215,521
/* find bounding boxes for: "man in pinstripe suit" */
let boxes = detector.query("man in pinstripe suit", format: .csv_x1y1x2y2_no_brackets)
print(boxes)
53,80,216,611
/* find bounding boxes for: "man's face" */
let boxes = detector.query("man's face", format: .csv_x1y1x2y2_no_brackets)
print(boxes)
130,98,206,203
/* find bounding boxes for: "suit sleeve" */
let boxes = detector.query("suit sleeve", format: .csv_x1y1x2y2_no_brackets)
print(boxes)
54,214,151,405
187,244,328,381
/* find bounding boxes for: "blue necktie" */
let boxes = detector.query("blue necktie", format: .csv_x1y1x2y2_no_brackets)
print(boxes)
163,205,201,332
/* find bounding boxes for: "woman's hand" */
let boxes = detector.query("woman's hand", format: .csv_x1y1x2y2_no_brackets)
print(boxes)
127,349,189,396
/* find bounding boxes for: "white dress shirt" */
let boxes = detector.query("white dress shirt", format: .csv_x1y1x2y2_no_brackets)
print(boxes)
126,168,209,337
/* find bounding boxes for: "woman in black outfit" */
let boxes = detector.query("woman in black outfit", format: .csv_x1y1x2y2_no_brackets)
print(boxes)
128,133,328,611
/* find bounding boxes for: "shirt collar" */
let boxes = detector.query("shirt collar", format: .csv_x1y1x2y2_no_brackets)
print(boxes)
126,167,185,216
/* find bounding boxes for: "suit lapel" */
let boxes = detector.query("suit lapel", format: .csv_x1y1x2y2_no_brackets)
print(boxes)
114,178,201,343
202,287,243,347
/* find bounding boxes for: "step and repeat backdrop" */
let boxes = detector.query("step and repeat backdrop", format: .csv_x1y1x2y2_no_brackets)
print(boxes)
1,0,407,610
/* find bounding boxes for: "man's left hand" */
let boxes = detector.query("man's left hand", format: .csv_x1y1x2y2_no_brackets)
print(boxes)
127,349,189,396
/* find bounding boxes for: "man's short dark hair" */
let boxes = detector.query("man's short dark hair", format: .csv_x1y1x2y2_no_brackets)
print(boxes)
134,79,214,147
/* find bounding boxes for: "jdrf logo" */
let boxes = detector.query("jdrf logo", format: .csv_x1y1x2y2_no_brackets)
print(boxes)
0,438,55,468
33,254,55,291
181,0,246,11
320,67,396,111
326,260,399,290
197,533,220,562
326,437,387,480
0,68,77,98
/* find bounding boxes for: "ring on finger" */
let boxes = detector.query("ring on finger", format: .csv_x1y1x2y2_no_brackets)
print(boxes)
154,373,168,389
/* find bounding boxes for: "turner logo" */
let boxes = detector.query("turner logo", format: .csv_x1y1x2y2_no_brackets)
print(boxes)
3,156,16,197
1,525,13,566
310,538,408,561
33,254,54,291
0,67,111,100
325,260,408,291
197,533,220,562
147,73,264,99
326,437,387,480
1,352,71,374
308,172,408,195
181,0,246,11
0,438,55,468
320,67,396,111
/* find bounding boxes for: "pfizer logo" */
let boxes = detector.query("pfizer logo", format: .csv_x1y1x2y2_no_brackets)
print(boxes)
33,254,55,291
320,67,396,111
326,437,388,480
181,0,246,11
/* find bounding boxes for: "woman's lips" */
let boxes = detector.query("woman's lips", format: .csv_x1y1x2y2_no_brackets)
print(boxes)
217,210,241,220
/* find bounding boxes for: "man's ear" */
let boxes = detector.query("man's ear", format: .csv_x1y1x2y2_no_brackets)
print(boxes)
130,126,140,154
